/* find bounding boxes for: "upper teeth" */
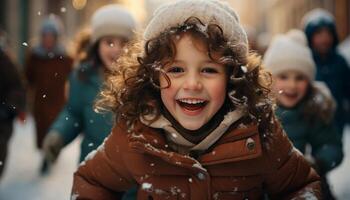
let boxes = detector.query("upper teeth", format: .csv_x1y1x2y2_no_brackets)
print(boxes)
178,99,205,104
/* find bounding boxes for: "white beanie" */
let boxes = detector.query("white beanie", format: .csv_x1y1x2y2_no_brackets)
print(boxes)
301,8,335,29
263,29,316,81
91,4,136,43
143,0,248,56
41,14,63,36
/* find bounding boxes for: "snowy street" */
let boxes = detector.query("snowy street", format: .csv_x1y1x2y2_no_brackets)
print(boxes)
0,115,350,199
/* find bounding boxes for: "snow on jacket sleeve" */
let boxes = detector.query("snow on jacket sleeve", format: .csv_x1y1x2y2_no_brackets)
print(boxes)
263,116,322,199
71,124,135,200
49,72,83,145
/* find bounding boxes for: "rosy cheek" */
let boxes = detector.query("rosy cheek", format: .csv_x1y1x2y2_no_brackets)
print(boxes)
210,81,226,101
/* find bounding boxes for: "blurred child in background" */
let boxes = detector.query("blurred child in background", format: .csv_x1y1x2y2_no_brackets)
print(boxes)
303,8,350,137
42,5,136,174
24,14,73,173
264,29,343,200
0,32,26,180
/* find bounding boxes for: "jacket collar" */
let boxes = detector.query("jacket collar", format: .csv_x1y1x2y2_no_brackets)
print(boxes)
140,108,246,152
129,110,262,169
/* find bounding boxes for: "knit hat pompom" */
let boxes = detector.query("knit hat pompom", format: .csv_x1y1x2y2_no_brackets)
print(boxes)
263,29,316,81
41,14,63,36
91,4,136,43
143,0,248,57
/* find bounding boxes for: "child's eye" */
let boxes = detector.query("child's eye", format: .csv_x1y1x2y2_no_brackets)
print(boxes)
295,75,307,81
166,66,184,73
278,74,288,80
202,67,218,74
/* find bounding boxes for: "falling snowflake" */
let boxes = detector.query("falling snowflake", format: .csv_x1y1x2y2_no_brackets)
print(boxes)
60,7,66,13
241,65,248,73
141,182,152,190
71,193,79,200
22,42,28,47
48,52,55,58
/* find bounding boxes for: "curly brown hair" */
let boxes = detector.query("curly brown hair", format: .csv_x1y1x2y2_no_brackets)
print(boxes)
95,17,274,134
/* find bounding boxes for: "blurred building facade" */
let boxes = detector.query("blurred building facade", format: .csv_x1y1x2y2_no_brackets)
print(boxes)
0,0,349,64
263,0,350,40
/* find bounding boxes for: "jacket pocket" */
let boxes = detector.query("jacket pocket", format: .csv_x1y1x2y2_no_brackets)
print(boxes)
212,187,263,200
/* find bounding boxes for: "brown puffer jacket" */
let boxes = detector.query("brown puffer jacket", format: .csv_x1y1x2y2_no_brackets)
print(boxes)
72,117,321,200
25,52,72,148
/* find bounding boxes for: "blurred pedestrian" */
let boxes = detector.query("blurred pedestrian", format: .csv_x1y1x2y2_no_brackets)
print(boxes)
302,8,350,137
0,47,26,180
71,1,321,199
24,14,73,174
264,29,343,200
42,5,136,173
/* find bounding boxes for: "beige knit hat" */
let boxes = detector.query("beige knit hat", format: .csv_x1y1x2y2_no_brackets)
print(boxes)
263,29,316,81
91,4,136,43
143,0,248,56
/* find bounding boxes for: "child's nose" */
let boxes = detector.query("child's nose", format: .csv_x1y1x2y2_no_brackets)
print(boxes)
183,75,203,90
286,79,297,88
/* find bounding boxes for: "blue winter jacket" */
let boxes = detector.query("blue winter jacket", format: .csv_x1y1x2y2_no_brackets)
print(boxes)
275,86,343,175
49,62,113,162
304,13,350,134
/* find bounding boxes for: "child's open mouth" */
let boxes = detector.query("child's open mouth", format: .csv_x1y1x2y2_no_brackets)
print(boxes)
176,99,208,113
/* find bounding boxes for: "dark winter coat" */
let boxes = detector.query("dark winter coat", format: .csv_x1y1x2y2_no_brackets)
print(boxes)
0,50,25,122
72,115,321,200
275,85,343,175
304,14,350,134
0,49,25,178
25,48,73,148
49,62,113,162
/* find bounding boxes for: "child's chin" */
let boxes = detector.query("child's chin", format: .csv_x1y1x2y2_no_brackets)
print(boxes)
180,122,203,131
280,101,298,108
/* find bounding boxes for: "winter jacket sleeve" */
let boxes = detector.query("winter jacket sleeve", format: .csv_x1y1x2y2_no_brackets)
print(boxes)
72,123,135,200
339,55,350,102
0,50,26,121
263,116,322,199
49,72,83,145
308,121,343,175
24,52,36,87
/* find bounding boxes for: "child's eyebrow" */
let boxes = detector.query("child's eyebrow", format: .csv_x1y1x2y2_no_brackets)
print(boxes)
172,59,185,64
172,59,218,64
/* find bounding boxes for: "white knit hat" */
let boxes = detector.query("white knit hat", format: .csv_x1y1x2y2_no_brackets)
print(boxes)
263,29,316,81
301,8,335,30
143,0,248,56
91,4,136,43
